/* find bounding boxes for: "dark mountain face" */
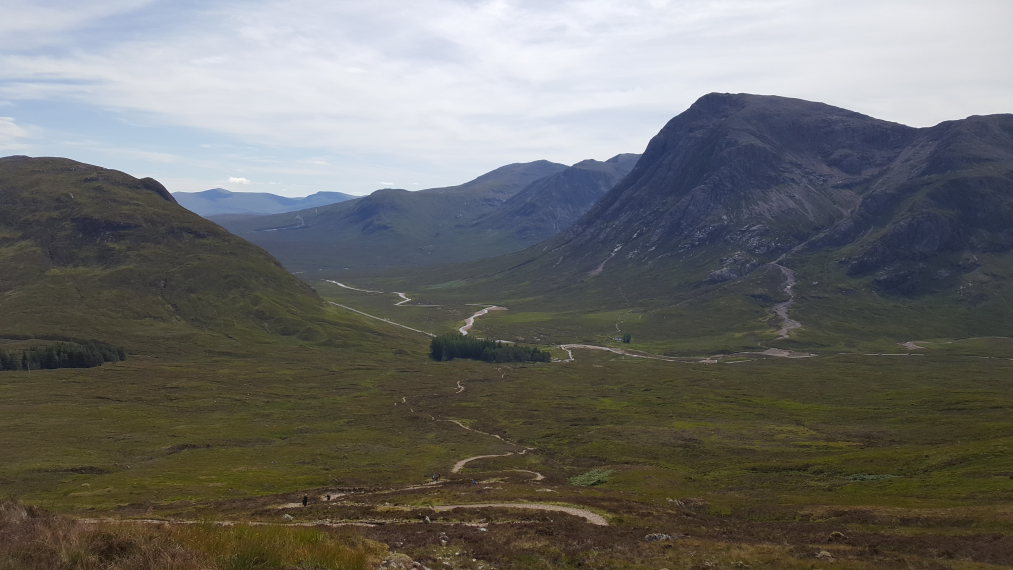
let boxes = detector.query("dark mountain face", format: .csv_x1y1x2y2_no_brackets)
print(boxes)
532,94,1013,293
0,156,352,351
444,94,1013,342
173,188,357,216
473,154,639,241
553,94,918,270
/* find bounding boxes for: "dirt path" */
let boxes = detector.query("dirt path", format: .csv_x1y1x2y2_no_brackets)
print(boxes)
451,452,520,473
79,499,608,527
510,469,546,481
326,302,434,337
78,517,380,528
459,306,506,335
324,280,383,294
558,344,681,363
433,503,607,526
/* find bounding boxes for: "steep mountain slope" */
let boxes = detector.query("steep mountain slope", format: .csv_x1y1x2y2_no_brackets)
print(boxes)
470,153,640,242
219,160,583,274
174,188,357,216
419,94,1013,345
0,156,382,354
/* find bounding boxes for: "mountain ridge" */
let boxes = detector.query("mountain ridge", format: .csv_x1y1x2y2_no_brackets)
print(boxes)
0,155,393,354
174,188,358,216
408,94,1013,344
219,157,637,275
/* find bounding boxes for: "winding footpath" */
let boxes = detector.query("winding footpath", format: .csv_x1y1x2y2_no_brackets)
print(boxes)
326,302,434,337
433,503,607,526
459,306,506,335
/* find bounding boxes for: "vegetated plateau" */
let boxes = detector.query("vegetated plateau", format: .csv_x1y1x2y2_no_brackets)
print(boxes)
2,92,1013,570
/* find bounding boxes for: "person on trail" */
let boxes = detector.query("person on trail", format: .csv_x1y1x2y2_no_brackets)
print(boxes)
326,494,331,501
302,495,308,507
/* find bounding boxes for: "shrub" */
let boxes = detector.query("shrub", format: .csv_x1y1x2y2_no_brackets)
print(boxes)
429,333,551,363
569,468,613,486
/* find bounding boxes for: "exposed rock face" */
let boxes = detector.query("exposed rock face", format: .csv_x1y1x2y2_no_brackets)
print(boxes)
538,93,1013,296
473,153,640,242
552,94,916,267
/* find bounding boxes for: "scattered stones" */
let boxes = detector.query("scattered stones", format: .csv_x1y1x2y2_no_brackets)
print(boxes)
816,550,834,561
378,552,431,570
438,531,450,546
667,497,709,510
644,533,674,542
281,513,293,521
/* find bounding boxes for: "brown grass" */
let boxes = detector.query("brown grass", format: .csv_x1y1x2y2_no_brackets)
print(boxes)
0,498,383,570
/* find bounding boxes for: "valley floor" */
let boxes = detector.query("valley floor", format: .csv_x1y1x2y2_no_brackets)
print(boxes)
4,283,1013,568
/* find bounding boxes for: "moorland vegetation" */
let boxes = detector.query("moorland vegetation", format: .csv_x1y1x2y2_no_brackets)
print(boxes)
3,93,1013,569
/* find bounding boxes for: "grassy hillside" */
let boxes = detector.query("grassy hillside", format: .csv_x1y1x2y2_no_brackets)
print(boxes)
0,156,388,355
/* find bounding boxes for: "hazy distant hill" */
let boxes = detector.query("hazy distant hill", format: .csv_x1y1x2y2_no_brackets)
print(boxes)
426,94,1013,343
0,156,380,353
220,157,639,276
174,188,357,216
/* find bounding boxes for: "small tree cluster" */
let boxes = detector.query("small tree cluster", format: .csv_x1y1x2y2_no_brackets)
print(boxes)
0,341,126,371
429,333,551,363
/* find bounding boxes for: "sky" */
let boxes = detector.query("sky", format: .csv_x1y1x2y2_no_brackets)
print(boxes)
1,1,1011,197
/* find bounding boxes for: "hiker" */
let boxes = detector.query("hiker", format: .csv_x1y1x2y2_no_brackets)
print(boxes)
302,494,308,507
326,494,331,501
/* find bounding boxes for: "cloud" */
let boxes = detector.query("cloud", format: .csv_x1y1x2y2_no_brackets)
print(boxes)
228,176,251,185
0,0,1010,195
0,116,29,139
0,115,33,151
0,1,157,51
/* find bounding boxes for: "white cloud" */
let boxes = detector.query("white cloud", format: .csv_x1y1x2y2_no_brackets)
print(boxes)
0,0,157,50
0,0,1010,194
0,116,29,139
0,115,33,151
228,176,251,185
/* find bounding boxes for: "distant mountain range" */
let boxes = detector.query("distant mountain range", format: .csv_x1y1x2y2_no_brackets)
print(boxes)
219,155,638,274
173,188,357,216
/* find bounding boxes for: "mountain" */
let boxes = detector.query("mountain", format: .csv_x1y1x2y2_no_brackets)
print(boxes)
173,188,357,216
423,94,1013,344
0,156,379,354
218,159,602,274
469,153,641,242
